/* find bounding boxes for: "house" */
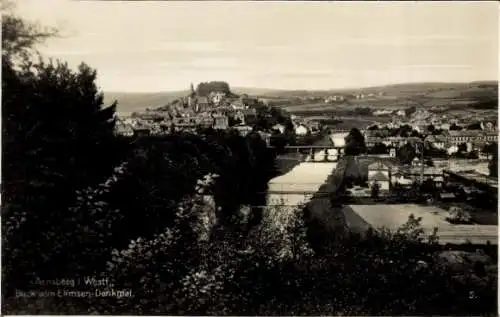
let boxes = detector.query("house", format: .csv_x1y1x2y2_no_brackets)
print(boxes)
447,144,459,155
330,132,348,147
213,114,229,130
425,135,447,149
389,148,396,158
234,108,258,126
369,171,391,191
115,120,134,136
240,95,258,108
197,116,214,129
440,123,451,130
392,173,413,187
295,124,309,136
306,120,321,133
233,125,253,136
209,91,226,106
483,131,498,143
447,130,479,145
258,131,271,146
197,97,210,112
230,100,246,110
272,123,286,134
133,127,151,137
367,161,392,192
439,192,456,201
412,157,421,167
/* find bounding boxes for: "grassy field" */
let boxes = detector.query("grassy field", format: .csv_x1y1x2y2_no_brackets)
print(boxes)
348,203,498,245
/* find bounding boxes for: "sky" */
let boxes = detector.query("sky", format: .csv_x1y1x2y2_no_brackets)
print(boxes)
13,0,500,92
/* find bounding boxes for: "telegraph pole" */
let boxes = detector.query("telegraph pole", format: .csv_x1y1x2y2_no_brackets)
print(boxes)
420,141,424,183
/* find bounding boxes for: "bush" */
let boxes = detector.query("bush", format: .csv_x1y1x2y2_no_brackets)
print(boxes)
371,182,380,198
446,207,472,224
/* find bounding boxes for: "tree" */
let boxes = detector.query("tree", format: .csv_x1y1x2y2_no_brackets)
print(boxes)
405,106,417,116
397,143,416,165
369,142,388,155
482,142,497,158
371,181,380,199
2,2,58,63
410,130,422,138
420,178,437,197
425,158,434,167
398,125,413,137
466,122,482,130
344,128,366,155
196,81,231,97
457,143,467,153
2,10,121,292
450,123,462,131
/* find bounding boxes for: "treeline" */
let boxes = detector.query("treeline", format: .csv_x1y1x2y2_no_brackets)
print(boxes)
196,81,231,96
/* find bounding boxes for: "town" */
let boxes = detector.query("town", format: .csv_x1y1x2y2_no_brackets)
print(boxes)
3,1,498,316
115,80,498,243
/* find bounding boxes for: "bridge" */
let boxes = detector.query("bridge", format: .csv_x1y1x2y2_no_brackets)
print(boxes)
270,145,346,162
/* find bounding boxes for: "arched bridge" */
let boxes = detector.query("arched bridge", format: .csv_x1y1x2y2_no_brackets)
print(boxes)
268,145,346,162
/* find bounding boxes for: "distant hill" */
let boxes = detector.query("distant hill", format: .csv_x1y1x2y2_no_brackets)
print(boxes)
104,91,189,116
252,81,498,98
105,81,497,115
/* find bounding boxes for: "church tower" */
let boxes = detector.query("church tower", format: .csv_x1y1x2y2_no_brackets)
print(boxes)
188,83,196,109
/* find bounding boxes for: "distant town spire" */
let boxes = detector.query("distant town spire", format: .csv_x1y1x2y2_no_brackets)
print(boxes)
190,83,195,94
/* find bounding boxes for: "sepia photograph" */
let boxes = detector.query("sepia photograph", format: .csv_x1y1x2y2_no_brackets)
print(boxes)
2,0,498,315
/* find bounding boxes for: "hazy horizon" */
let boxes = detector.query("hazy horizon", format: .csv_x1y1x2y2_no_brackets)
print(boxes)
15,1,499,93
103,80,498,94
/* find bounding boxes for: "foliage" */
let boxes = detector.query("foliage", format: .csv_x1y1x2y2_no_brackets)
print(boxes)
344,127,366,155
2,59,121,294
370,181,380,198
446,207,472,224
450,123,462,131
397,142,417,165
466,122,482,130
457,143,468,153
352,106,372,116
368,142,389,154
1,3,58,63
482,142,497,156
405,106,417,116
420,178,438,197
425,158,434,166
196,81,231,97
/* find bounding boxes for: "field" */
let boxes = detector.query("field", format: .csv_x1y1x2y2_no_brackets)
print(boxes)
348,204,498,245
432,159,490,175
